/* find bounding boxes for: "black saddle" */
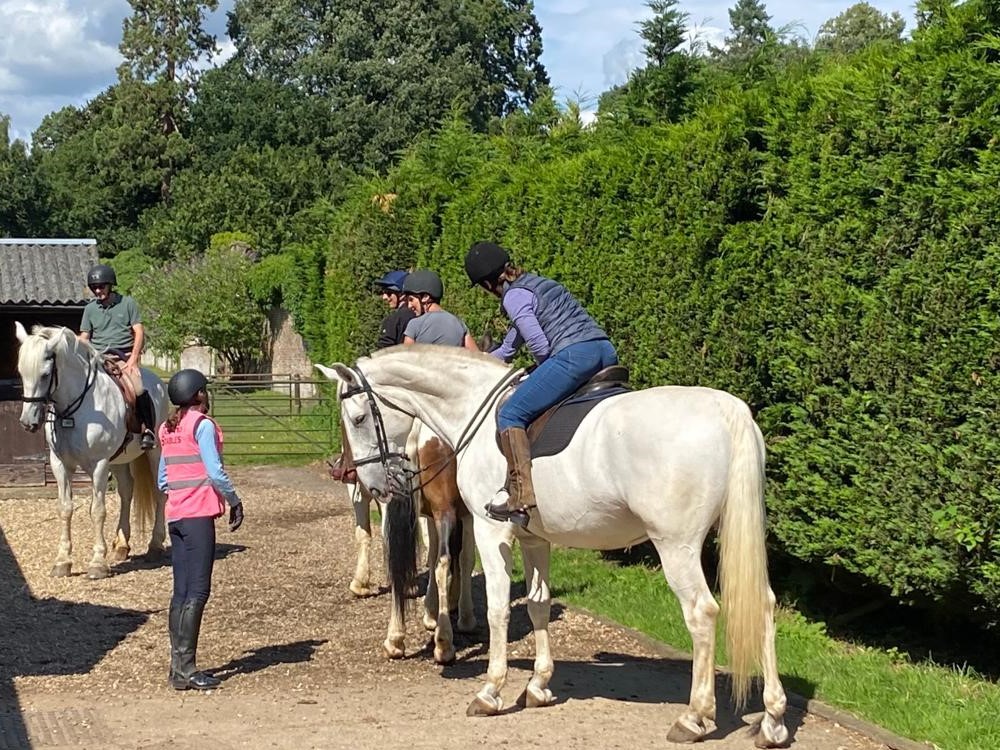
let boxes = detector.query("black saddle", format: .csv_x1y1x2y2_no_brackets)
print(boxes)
498,365,632,458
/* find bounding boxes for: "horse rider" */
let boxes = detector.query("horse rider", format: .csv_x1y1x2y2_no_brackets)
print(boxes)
373,270,415,349
464,241,618,528
159,368,244,690
78,264,157,451
401,269,480,352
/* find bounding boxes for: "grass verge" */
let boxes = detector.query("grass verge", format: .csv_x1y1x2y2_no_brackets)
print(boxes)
544,547,999,750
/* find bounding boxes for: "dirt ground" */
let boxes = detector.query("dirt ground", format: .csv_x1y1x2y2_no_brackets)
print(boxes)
0,464,902,750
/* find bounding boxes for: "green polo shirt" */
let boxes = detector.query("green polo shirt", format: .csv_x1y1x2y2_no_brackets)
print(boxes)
80,293,141,352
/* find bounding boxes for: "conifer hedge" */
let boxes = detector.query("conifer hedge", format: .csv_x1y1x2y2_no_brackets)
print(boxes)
307,3,1000,621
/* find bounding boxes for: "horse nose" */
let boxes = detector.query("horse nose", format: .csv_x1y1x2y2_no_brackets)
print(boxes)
19,418,39,433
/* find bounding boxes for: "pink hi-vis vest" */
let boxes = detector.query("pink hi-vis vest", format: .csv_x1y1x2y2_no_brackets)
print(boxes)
159,409,225,521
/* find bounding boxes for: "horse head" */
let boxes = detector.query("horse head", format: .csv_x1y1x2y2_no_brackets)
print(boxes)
15,321,62,432
314,361,416,499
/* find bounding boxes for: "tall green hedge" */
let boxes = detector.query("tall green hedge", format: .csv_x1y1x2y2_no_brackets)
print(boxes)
308,3,1000,621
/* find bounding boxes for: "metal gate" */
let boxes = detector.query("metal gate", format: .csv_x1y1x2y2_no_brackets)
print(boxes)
206,373,336,464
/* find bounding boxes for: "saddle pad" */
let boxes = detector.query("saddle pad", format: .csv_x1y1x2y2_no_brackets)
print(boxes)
530,386,630,458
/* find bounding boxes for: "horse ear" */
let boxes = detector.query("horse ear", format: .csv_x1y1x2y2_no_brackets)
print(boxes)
14,321,27,343
314,363,357,389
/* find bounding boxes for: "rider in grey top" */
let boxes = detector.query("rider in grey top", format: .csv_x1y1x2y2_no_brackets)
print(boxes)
402,270,479,352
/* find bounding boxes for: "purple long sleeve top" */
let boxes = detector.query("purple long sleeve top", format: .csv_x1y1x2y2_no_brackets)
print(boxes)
490,287,551,364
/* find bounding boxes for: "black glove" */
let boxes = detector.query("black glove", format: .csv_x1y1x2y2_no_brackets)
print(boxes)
228,502,244,532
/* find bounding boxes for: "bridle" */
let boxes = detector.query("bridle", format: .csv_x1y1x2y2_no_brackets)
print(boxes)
20,346,98,423
341,364,522,494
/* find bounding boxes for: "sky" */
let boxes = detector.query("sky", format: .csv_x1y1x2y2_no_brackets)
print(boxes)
0,0,915,145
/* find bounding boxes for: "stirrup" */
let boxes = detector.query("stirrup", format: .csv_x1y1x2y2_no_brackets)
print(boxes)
140,430,155,451
483,502,531,529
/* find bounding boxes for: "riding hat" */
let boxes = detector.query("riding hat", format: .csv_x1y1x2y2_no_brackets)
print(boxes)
168,369,208,407
402,270,444,302
87,264,117,287
464,242,510,286
372,270,409,293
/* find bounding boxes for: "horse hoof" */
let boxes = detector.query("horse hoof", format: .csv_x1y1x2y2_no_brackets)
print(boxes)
516,686,555,708
422,615,438,632
109,546,130,564
434,645,456,665
86,565,110,580
751,716,789,748
666,718,705,744
349,580,374,597
382,641,405,660
50,563,71,578
456,616,477,633
466,694,502,717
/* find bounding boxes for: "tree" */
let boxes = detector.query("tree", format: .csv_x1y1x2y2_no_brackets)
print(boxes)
816,2,906,55
709,0,777,77
228,0,549,170
134,234,273,372
118,0,219,201
0,116,37,235
598,0,700,124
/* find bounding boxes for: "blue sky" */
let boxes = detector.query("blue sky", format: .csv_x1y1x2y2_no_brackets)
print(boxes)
0,0,914,144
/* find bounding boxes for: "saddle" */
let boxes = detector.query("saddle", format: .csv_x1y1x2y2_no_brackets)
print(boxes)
102,355,142,437
498,365,631,458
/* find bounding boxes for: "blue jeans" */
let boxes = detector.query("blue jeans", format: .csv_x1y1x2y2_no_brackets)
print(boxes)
498,339,618,431
169,517,216,607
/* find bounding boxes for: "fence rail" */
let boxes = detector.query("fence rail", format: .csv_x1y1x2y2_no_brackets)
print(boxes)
207,373,336,463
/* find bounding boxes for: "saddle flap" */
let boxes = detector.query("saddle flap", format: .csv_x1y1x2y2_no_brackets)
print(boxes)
102,356,141,435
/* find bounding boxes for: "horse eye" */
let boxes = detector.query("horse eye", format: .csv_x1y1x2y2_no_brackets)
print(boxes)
353,414,366,427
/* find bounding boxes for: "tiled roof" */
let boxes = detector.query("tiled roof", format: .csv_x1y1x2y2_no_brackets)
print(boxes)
0,239,99,305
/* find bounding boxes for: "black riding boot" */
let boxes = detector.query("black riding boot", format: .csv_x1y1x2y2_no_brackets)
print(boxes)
168,603,182,684
171,600,221,690
137,392,156,451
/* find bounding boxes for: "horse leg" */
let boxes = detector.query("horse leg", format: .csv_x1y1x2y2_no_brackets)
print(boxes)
49,453,75,577
349,483,376,597
430,512,457,664
466,519,515,717
515,535,556,709
421,517,440,631
455,515,477,633
110,465,133,564
653,542,720,743
142,452,167,561
86,462,112,579
752,587,789,748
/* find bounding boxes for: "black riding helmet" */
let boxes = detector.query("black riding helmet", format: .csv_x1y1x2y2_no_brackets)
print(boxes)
402,269,444,302
464,242,510,286
87,264,117,287
168,368,208,406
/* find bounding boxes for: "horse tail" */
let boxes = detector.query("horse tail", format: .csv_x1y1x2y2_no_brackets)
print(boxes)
718,399,772,710
385,481,419,618
130,455,157,532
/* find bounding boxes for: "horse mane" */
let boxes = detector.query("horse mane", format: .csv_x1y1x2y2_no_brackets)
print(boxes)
28,325,102,367
367,343,509,371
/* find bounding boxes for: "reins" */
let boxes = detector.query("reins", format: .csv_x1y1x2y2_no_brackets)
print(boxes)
21,343,99,423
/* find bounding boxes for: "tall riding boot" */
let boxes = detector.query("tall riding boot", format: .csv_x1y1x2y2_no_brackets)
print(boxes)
137,392,156,451
484,428,535,529
168,602,182,684
171,600,221,690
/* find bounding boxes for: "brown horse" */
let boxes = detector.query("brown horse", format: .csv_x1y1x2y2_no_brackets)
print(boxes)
329,408,476,663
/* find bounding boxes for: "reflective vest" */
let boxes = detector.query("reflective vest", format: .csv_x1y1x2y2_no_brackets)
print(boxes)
159,409,225,521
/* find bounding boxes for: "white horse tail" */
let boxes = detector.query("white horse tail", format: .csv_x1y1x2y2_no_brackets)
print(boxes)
718,399,771,709
130,456,157,533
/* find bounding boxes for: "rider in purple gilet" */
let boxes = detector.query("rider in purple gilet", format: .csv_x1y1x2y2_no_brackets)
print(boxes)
465,242,617,527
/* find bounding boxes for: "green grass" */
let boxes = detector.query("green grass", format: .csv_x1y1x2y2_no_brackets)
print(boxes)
208,388,336,466
534,547,999,750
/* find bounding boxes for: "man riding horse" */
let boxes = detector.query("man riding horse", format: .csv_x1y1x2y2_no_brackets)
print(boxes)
78,264,157,451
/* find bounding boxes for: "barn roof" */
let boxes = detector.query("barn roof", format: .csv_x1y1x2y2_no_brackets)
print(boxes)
0,239,99,306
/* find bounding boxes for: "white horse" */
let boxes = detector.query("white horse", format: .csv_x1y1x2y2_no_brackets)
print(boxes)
15,323,169,579
323,382,476,663
318,344,789,748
